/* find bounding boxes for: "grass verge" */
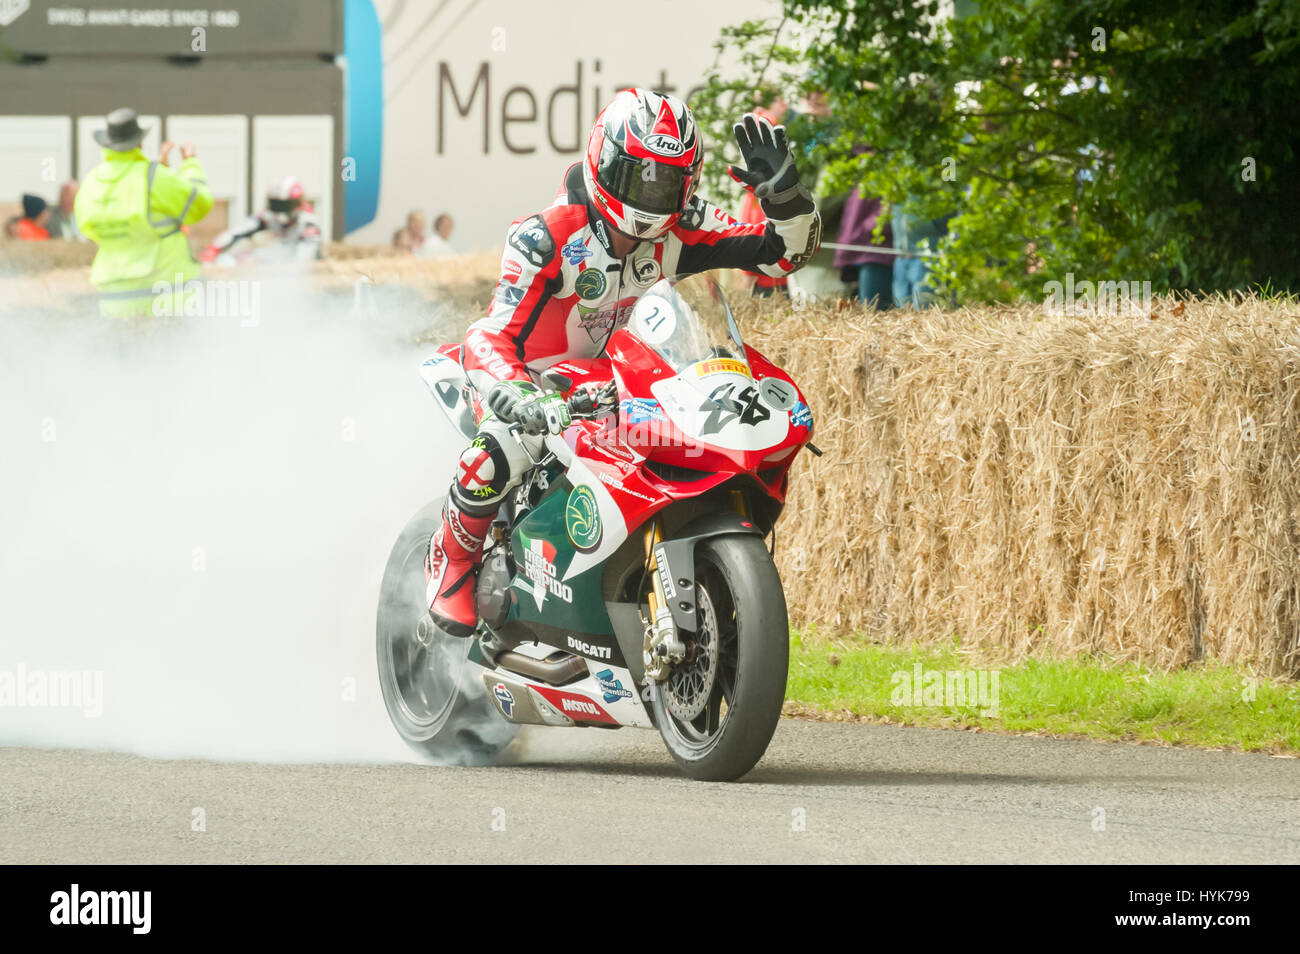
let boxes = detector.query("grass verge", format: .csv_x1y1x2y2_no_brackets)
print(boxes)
784,631,1300,754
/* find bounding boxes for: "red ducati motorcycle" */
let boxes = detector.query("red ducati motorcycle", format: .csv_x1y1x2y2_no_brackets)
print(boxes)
377,274,818,780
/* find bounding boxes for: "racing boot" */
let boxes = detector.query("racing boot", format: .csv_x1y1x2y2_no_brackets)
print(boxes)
425,498,496,638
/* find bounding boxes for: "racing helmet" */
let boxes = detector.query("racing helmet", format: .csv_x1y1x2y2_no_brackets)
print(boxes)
583,88,703,241
267,176,306,225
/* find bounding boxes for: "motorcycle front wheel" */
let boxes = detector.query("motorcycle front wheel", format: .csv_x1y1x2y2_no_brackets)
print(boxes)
649,533,790,781
375,498,516,765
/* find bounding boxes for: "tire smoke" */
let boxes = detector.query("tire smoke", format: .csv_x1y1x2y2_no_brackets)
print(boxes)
0,275,455,761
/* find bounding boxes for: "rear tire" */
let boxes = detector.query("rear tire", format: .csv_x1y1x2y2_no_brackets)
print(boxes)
650,533,789,781
376,498,516,765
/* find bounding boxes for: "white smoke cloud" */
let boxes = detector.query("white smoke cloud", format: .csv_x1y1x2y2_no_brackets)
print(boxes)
0,273,462,762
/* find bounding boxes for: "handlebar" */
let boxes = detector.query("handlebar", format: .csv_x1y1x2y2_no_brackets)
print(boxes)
504,380,618,441
566,380,619,419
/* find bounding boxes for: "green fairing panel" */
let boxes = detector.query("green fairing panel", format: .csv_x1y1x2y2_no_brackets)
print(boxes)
507,478,614,634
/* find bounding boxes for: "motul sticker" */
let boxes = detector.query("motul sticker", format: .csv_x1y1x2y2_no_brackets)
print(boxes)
528,685,617,724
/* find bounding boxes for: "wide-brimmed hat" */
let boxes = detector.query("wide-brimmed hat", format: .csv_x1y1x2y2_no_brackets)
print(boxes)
93,107,148,151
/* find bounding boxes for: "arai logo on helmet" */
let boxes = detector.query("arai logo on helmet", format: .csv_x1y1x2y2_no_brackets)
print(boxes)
643,133,685,158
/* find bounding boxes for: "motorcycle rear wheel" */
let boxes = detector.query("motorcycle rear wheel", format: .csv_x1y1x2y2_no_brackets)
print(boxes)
650,533,789,781
376,498,516,764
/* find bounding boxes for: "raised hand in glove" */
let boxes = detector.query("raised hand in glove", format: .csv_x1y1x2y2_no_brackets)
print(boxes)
727,113,807,204
487,380,571,436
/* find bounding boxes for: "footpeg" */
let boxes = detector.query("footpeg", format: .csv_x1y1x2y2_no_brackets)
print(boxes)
478,627,507,667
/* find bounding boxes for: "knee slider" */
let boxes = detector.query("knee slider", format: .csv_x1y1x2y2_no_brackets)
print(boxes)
452,434,512,510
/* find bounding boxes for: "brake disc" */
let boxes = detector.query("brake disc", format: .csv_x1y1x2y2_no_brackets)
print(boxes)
665,584,720,721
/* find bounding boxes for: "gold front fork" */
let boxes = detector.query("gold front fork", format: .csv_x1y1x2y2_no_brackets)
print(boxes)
730,488,750,519
644,517,664,616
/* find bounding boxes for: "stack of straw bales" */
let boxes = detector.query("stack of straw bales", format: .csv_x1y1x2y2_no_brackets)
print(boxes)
743,295,1300,676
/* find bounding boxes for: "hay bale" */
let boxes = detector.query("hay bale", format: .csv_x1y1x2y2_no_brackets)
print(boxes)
0,239,96,273
744,295,1300,677
0,249,501,324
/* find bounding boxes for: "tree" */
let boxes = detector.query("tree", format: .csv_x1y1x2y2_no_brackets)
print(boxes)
692,0,1300,300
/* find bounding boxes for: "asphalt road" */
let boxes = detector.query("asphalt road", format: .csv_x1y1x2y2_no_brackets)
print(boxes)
2,719,1297,864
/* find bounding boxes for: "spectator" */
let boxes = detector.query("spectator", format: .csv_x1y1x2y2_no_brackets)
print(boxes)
835,160,893,309
423,212,456,258
10,194,51,240
74,107,213,318
393,210,427,255
46,182,83,240
786,90,855,301
891,201,953,309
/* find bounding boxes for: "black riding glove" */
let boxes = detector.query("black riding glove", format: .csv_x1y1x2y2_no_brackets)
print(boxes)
486,380,537,422
727,113,812,209
486,380,570,436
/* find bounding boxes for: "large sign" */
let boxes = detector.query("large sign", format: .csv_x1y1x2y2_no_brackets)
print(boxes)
0,0,341,55
352,0,769,251
0,0,771,252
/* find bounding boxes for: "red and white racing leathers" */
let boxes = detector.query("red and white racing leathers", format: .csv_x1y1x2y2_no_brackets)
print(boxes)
446,161,819,518
460,162,820,396
428,161,819,633
201,208,323,265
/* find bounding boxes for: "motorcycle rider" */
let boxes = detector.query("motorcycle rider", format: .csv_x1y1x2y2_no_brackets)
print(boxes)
427,87,821,637
200,175,323,265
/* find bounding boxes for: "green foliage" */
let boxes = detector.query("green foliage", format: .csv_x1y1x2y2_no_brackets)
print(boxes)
694,1,1300,301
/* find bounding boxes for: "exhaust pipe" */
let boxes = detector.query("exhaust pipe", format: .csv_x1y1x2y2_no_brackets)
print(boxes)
494,650,587,685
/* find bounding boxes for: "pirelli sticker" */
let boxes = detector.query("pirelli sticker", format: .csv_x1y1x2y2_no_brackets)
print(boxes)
696,358,751,379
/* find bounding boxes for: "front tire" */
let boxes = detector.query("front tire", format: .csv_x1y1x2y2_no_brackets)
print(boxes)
650,533,789,781
376,498,516,764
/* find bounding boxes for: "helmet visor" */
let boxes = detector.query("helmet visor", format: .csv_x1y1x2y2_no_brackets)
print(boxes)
598,150,690,216
268,197,301,214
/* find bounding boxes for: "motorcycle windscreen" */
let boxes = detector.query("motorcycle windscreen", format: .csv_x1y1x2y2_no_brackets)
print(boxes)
626,275,750,376
629,276,791,452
